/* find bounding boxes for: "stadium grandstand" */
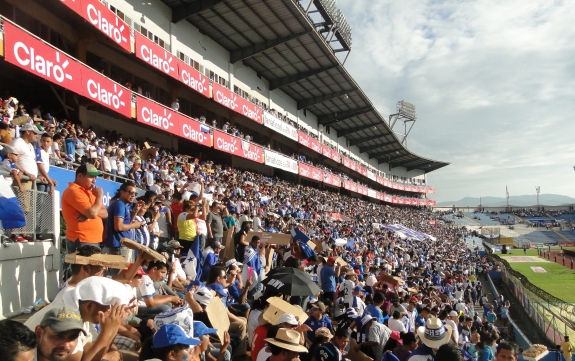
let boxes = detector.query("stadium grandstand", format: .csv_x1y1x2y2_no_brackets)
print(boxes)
0,1,571,361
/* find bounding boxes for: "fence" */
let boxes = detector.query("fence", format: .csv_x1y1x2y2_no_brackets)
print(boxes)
0,178,61,319
490,253,575,348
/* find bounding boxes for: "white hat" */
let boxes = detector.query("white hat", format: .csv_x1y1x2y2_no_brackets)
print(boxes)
265,328,308,353
448,310,459,317
192,289,213,306
416,317,453,349
346,307,359,319
360,314,376,328
225,259,242,268
277,313,298,326
154,306,194,338
63,276,132,309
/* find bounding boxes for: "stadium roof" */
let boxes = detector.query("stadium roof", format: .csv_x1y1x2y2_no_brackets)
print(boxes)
162,0,449,173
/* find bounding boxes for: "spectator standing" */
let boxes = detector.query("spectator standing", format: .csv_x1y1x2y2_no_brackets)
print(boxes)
103,182,145,269
320,257,340,303
1,146,25,193
561,336,572,361
35,133,56,193
253,211,263,232
61,164,108,253
177,201,199,254
10,123,43,188
207,201,225,243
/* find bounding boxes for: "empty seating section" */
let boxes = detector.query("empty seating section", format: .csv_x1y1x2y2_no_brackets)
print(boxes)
559,231,575,241
462,212,501,226
515,231,562,245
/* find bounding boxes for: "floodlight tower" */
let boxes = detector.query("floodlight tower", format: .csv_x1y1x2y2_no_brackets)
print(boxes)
389,100,417,148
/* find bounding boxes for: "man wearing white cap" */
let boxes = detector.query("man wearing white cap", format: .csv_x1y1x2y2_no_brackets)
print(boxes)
446,310,460,345
25,276,133,361
355,314,391,361
408,317,453,361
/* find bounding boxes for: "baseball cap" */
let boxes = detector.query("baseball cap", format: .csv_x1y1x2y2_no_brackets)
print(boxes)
167,240,184,249
277,313,298,326
122,265,147,276
153,324,201,349
1,145,16,157
192,289,214,306
354,285,365,293
193,321,217,338
225,259,242,269
63,276,133,309
212,241,225,250
327,257,336,264
76,163,101,177
21,123,44,134
390,330,403,344
360,315,376,328
449,310,459,317
311,301,326,313
40,307,87,335
207,284,228,297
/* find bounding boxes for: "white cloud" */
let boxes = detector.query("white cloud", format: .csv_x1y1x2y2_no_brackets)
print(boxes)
338,0,575,202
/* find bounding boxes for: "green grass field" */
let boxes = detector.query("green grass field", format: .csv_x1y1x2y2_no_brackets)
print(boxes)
494,250,575,302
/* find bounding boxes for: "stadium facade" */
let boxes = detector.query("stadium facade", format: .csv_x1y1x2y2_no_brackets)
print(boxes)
0,0,449,316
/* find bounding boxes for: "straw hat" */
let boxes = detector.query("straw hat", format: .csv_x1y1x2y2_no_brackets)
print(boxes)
265,328,308,353
416,317,452,349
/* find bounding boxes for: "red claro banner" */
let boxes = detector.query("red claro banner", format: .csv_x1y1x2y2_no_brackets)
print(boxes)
323,172,341,188
135,32,178,79
134,32,210,97
80,63,132,118
298,131,322,154
298,162,322,182
322,144,340,163
177,59,210,98
60,0,131,53
213,130,263,163
4,22,83,95
4,22,132,118
136,95,211,148
212,83,262,124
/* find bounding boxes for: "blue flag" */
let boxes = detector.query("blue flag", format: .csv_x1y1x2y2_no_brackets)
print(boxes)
0,175,26,229
290,227,310,243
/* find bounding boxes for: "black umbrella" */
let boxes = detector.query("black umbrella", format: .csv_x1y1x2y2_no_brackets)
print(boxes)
263,267,321,296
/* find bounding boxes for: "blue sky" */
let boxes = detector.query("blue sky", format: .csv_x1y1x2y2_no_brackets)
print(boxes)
337,0,575,202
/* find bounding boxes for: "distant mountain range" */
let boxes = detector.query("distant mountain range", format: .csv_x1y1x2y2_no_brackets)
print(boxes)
437,194,575,207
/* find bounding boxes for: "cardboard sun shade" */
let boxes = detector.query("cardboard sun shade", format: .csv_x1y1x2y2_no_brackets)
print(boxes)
377,273,404,288
348,339,373,361
140,147,158,161
335,257,348,267
65,253,130,269
11,115,30,126
205,290,230,344
221,228,236,262
246,231,292,246
263,297,308,325
265,248,275,273
120,238,166,263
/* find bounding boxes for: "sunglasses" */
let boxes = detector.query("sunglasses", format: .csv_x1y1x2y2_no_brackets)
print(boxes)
124,191,137,195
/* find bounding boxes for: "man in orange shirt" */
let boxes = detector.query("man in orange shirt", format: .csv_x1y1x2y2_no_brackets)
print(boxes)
61,163,108,254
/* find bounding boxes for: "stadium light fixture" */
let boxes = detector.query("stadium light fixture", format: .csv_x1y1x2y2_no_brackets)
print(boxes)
397,100,417,121
389,100,418,148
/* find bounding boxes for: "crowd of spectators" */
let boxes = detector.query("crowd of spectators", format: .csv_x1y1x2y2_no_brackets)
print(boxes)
0,96,527,361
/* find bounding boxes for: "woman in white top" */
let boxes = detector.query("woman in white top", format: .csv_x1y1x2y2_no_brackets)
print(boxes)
117,159,126,177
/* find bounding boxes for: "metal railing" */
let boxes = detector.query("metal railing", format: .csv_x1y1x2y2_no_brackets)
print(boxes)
490,253,575,348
